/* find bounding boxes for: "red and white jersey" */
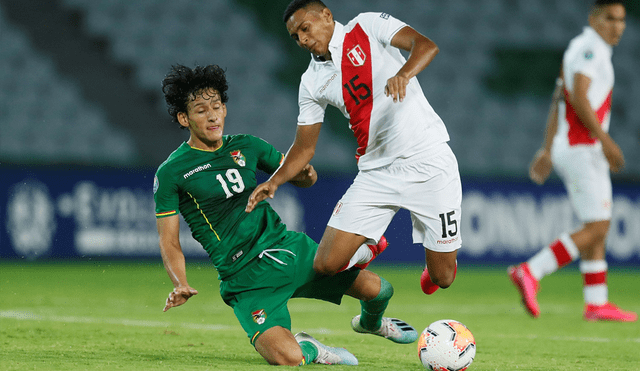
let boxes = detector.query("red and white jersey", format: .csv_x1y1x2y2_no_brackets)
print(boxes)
557,26,614,149
296,12,449,170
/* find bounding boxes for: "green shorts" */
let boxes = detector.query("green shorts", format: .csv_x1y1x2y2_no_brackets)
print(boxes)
219,231,360,345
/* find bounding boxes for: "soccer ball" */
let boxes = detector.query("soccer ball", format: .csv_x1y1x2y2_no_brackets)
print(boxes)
417,319,476,371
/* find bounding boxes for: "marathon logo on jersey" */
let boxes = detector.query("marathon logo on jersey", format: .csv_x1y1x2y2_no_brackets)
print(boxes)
230,150,246,167
183,163,212,179
252,309,267,325
347,45,367,67
380,13,390,20
153,176,159,194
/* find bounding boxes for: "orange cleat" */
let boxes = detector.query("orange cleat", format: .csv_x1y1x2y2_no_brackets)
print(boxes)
584,302,638,322
420,267,439,295
354,236,388,270
508,263,540,318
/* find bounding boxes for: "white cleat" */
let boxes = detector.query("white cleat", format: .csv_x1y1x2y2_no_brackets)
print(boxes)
351,315,418,344
294,331,358,365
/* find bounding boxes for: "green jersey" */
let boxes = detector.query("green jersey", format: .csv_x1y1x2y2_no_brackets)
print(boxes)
153,135,286,280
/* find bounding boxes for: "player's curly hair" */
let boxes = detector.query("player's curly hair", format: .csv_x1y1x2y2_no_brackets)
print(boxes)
283,0,326,23
162,64,229,128
594,0,625,7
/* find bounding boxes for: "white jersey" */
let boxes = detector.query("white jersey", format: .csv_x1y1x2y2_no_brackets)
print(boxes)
556,26,614,150
296,12,450,170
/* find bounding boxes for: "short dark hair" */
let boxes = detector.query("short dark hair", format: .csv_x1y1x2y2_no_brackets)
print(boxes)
162,64,229,127
283,0,327,23
594,0,625,7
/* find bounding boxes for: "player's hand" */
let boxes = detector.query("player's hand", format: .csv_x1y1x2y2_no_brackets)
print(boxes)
163,286,198,312
385,74,410,103
289,164,317,187
246,181,279,213
601,135,625,173
529,149,553,185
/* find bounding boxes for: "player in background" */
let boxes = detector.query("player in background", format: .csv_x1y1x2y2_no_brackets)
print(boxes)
246,0,462,297
510,0,636,322
154,64,418,367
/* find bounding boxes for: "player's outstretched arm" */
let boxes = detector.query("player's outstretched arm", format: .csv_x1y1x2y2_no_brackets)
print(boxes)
246,123,321,212
386,26,439,102
157,215,198,312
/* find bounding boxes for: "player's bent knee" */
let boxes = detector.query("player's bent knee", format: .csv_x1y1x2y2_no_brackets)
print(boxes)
313,258,339,276
255,327,303,366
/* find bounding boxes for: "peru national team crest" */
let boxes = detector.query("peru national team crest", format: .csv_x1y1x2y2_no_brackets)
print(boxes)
252,309,267,325
347,45,367,67
230,150,246,167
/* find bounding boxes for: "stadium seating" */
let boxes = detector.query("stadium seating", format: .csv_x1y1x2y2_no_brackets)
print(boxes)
0,3,136,165
2,0,638,175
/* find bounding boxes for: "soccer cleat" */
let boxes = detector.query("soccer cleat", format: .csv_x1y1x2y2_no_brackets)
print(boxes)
351,315,418,344
508,263,540,318
354,235,388,270
584,302,638,322
294,332,358,365
420,267,439,295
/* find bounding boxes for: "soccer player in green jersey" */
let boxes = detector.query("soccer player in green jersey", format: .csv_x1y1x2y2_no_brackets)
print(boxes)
154,64,418,366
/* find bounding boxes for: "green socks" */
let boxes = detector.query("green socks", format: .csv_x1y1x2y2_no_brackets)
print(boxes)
359,277,394,331
299,341,318,365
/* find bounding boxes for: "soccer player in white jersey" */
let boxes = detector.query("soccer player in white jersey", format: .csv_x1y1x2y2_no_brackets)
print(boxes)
246,0,462,298
510,0,636,322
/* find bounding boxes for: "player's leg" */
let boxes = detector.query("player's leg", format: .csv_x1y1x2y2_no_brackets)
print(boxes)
254,326,304,366
255,326,360,365
345,269,418,344
422,249,458,292
401,143,462,295
315,169,398,276
314,226,368,275
510,147,613,318
575,221,637,322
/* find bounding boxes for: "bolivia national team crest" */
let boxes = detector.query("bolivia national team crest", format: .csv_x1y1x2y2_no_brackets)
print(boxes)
230,150,246,167
347,45,367,67
252,309,267,325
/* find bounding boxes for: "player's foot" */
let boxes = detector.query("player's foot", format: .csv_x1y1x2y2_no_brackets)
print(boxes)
354,236,388,270
351,315,418,344
294,332,358,365
508,263,540,318
583,302,638,322
420,267,439,295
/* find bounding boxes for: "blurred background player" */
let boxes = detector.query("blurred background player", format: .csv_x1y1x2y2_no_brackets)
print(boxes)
510,0,637,322
155,64,418,366
246,0,462,296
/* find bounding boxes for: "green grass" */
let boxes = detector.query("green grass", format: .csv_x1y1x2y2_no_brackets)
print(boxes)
1,261,639,370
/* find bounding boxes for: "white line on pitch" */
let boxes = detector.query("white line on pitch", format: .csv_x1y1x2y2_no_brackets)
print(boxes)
0,310,234,331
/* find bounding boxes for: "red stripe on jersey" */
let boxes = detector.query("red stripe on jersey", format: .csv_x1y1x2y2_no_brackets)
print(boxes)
342,23,373,160
564,89,612,146
549,239,573,267
583,271,607,286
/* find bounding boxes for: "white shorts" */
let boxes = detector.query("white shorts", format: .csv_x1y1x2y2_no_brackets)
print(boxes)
552,144,612,222
327,143,462,252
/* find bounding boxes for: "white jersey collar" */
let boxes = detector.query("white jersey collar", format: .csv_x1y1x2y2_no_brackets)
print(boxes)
311,21,345,63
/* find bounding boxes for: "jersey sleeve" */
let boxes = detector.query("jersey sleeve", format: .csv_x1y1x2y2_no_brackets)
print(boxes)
153,167,180,218
570,46,601,81
297,72,328,126
251,136,284,174
355,12,407,47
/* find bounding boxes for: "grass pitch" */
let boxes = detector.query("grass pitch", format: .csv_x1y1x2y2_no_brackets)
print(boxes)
1,260,638,370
